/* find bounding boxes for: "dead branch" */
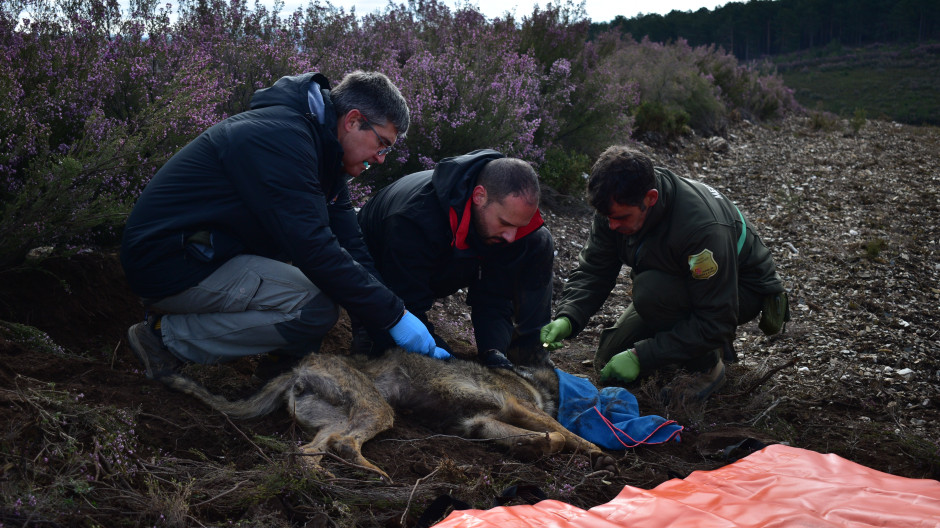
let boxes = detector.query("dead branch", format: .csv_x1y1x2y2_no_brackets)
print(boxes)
222,414,273,465
401,467,442,527
731,357,798,396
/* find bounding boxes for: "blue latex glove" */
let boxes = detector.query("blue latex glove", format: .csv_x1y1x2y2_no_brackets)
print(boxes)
600,349,641,383
389,310,438,357
430,347,452,360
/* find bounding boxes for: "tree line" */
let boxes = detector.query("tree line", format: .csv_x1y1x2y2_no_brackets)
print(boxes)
594,0,940,60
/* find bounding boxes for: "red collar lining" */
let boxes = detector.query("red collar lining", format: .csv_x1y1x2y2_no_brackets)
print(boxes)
449,199,544,250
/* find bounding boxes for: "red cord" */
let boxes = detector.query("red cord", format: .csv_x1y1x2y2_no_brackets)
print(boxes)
591,405,682,448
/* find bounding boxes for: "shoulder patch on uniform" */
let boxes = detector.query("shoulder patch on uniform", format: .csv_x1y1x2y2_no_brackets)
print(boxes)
688,249,718,280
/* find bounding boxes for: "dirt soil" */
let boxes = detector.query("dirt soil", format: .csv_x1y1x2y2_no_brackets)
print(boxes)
1,115,939,527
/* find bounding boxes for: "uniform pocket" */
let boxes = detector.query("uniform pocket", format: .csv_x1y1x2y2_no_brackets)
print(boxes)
221,269,262,312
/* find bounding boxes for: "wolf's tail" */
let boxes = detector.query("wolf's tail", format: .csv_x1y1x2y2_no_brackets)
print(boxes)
163,371,295,419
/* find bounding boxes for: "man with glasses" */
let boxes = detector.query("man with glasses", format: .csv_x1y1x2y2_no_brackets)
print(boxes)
355,150,555,369
121,71,449,383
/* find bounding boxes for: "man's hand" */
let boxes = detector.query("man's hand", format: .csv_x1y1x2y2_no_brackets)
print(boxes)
600,349,641,383
540,317,572,350
389,311,440,357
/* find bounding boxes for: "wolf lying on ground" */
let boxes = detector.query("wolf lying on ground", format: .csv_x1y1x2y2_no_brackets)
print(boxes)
164,349,617,481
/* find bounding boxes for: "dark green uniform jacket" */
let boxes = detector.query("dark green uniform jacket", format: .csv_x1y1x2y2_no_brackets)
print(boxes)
555,168,783,369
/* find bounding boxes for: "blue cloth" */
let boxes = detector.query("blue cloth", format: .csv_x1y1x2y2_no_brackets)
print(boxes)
555,369,682,450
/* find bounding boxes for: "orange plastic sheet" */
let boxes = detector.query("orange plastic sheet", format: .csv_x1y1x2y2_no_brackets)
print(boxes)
432,444,940,527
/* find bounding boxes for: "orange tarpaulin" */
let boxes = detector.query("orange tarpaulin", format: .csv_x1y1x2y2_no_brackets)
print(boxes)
432,444,940,527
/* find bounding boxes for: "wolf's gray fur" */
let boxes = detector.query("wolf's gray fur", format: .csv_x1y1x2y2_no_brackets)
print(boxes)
164,349,615,481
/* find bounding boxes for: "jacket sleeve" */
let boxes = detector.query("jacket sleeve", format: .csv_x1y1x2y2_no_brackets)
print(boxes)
366,213,443,319
327,184,383,281
633,225,739,369
555,213,625,336
468,266,514,354
220,120,404,331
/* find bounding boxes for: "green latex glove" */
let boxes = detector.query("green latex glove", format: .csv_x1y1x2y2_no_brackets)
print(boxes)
600,349,641,383
540,317,572,351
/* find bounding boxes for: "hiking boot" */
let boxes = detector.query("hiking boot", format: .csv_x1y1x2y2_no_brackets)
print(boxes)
662,358,727,404
127,317,183,380
251,352,302,383
690,358,727,401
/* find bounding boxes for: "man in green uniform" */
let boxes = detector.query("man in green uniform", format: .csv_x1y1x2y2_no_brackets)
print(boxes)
541,146,789,402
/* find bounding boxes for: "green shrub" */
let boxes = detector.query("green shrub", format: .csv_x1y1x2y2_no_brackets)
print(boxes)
849,107,867,135
864,238,887,259
538,147,591,195
632,101,691,143
808,104,841,132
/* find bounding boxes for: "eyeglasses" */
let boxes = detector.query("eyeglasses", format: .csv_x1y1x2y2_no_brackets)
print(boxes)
362,117,395,156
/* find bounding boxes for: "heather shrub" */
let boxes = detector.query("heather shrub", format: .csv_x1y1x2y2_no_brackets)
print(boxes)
0,3,233,266
605,36,800,136
0,376,150,523
354,2,557,176
0,62,232,267
693,46,799,121
173,0,304,114
849,107,867,135
516,3,637,156
808,104,841,132
607,37,727,137
0,0,799,267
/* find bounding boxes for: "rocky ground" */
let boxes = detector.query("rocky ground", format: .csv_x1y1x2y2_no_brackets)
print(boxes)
1,115,938,527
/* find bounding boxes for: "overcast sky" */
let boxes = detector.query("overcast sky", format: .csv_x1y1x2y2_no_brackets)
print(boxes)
269,0,729,23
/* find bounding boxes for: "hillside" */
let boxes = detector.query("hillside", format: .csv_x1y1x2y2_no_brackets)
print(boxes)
777,42,940,126
1,115,939,526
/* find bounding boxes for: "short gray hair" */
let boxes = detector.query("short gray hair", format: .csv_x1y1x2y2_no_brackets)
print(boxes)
331,71,410,137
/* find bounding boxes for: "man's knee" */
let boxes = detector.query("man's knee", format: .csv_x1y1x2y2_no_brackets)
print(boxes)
632,271,689,329
275,295,339,353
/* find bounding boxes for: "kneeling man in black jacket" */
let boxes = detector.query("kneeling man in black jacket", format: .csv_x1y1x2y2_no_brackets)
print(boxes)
357,150,554,368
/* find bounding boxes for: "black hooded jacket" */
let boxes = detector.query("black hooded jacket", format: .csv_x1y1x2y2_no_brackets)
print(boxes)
358,149,546,353
120,73,404,331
